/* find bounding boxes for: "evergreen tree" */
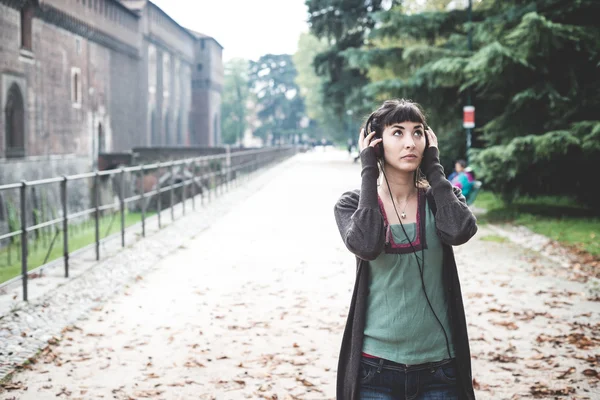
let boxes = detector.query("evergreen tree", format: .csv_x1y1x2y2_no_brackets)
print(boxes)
345,0,600,206
249,54,306,145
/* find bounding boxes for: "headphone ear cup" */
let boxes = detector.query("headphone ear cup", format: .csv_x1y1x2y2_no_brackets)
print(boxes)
374,135,383,158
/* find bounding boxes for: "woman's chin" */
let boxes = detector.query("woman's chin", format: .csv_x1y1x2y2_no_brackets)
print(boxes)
388,162,419,173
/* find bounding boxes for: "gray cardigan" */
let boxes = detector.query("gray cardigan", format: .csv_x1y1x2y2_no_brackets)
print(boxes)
333,146,478,400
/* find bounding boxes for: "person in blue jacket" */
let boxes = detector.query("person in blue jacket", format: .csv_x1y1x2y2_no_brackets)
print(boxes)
449,160,474,197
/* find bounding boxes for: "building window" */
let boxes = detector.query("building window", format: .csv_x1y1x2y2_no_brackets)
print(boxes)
201,39,205,50
76,38,81,55
197,63,203,71
20,4,33,51
5,83,26,158
71,67,82,107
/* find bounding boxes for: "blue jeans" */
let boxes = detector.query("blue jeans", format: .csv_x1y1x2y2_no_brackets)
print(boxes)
359,355,459,400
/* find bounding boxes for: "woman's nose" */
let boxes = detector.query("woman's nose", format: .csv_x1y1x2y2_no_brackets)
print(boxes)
405,139,416,149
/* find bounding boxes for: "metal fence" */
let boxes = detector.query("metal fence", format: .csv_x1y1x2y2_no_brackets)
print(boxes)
0,146,296,300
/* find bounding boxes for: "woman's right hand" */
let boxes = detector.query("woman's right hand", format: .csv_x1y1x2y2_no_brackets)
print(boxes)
359,129,382,152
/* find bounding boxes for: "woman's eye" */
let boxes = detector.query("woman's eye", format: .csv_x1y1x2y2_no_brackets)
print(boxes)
414,130,423,137
393,130,403,136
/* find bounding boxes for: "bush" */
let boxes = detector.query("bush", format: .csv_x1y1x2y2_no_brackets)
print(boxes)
472,121,600,212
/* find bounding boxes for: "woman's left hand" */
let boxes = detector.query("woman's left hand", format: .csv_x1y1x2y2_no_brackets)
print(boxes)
425,126,438,149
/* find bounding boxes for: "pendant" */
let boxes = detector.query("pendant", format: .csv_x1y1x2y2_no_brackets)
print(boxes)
401,212,406,219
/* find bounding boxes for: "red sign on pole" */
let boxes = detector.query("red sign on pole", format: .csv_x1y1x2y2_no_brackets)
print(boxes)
463,106,475,128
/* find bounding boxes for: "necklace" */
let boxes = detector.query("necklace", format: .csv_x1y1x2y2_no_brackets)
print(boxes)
395,190,416,219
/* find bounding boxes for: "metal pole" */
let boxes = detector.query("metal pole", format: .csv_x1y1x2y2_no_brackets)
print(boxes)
182,163,187,216
61,176,69,278
170,162,175,221
94,171,100,261
191,160,196,211
140,166,146,237
207,160,212,203
120,169,125,247
466,0,473,164
156,162,162,229
20,181,28,301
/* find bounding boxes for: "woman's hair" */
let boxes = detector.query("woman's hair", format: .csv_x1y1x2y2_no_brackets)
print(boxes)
363,99,429,189
364,99,428,139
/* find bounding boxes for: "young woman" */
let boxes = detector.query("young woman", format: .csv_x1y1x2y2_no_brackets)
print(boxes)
334,99,478,400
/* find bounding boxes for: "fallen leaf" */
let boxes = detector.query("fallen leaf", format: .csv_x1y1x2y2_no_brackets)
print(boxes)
556,367,575,379
583,369,599,378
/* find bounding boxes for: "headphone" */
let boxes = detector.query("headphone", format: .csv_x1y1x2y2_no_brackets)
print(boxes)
362,114,452,361
363,113,430,159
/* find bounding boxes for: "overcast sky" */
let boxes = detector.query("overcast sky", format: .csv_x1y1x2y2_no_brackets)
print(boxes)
151,0,310,62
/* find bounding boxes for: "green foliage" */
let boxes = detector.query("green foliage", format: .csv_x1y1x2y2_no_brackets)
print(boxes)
306,0,395,119
249,54,306,144
0,212,150,284
474,191,600,257
303,0,600,204
221,59,251,145
472,122,600,207
293,33,343,141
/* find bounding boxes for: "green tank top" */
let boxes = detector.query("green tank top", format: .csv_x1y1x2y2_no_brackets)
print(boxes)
362,193,455,364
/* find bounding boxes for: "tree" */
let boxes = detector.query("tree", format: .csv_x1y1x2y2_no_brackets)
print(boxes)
221,59,250,145
249,54,306,144
344,0,600,206
306,0,396,122
293,33,342,141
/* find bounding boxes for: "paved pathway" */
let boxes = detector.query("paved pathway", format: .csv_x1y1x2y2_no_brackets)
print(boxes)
1,149,599,399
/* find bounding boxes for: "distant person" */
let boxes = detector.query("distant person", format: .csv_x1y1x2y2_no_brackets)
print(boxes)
449,159,474,197
347,138,353,156
448,159,465,181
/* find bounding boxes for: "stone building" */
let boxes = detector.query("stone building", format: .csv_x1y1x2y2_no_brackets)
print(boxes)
0,0,223,187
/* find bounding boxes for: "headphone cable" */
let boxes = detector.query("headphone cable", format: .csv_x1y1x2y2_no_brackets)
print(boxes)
379,160,452,361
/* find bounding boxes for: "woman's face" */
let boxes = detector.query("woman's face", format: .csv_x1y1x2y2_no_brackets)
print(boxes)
381,121,426,172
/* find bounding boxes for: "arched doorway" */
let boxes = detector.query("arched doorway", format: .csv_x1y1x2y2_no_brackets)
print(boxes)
5,83,25,158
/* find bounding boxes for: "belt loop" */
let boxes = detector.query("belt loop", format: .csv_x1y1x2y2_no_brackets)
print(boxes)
377,358,384,374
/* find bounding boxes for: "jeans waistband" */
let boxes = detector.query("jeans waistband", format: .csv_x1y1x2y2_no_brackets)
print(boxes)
360,355,455,372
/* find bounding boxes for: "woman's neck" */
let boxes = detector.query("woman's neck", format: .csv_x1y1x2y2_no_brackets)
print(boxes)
380,166,418,204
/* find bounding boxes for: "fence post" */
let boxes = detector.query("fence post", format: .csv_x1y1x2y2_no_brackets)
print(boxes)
182,162,187,216
156,162,162,229
191,160,196,211
140,166,146,237
94,171,100,261
170,162,175,221
120,168,125,248
61,176,69,278
200,159,205,206
20,181,28,301
225,146,231,192
207,160,212,203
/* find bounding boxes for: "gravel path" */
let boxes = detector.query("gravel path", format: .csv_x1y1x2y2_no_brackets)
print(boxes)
1,149,598,399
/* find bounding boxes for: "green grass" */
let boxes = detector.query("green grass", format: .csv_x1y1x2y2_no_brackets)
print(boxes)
479,234,509,243
0,211,154,284
474,191,600,257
